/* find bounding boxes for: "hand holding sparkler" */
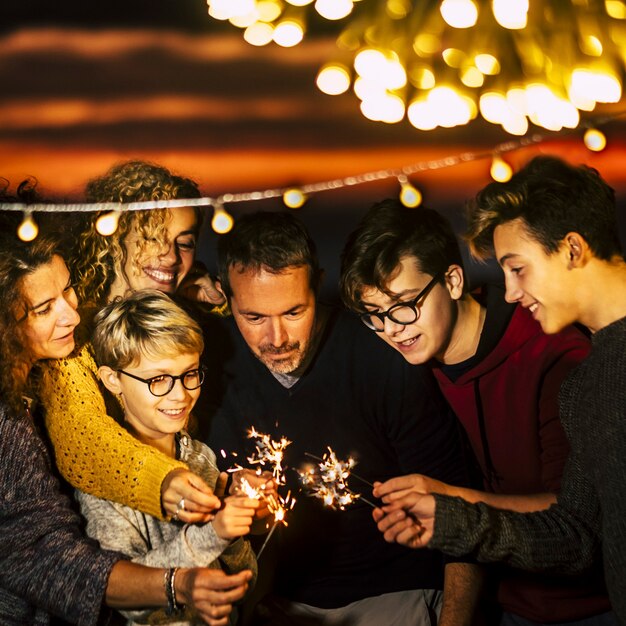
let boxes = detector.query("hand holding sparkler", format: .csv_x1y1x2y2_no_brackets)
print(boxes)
212,494,260,540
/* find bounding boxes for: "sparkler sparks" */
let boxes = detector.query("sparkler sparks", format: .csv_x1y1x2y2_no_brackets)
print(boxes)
246,426,291,483
299,447,374,510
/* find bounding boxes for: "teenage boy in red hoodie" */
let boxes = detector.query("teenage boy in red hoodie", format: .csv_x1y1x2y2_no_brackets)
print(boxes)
340,198,613,626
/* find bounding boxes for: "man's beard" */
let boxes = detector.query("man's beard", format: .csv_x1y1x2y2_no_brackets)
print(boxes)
257,341,305,375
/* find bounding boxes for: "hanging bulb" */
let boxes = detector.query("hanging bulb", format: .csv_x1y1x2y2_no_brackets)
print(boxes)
95,210,120,236
490,156,513,182
398,175,422,208
584,128,607,152
17,211,38,242
283,188,306,209
211,205,234,234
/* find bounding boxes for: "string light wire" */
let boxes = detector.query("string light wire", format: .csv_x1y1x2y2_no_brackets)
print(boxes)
1,112,623,238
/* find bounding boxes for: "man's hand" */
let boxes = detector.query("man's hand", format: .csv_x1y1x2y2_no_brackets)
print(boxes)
176,568,252,626
161,468,221,523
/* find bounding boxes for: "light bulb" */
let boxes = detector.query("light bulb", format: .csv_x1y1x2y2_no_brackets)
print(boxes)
95,210,120,236
283,188,306,209
490,156,513,182
584,128,607,152
17,212,38,242
316,64,351,95
398,176,422,208
440,0,478,28
211,207,234,234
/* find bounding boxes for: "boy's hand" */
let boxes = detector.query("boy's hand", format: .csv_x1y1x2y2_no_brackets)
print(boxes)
212,495,259,540
230,469,276,521
161,468,220,523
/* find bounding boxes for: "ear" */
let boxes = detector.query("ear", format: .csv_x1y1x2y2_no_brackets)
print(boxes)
563,232,590,269
214,278,227,301
98,366,123,396
444,264,465,301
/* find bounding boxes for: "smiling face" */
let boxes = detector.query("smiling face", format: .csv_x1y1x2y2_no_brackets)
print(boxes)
360,256,458,365
109,351,201,452
228,265,318,375
19,255,81,364
110,207,198,299
494,218,578,334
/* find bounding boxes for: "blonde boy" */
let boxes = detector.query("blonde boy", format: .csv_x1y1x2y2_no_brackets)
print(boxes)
78,289,258,625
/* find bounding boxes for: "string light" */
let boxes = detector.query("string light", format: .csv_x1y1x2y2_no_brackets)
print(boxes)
1,114,623,233
207,1,626,136
283,187,307,209
17,211,38,242
490,155,513,182
95,209,121,236
211,204,235,234
583,127,608,152
398,175,422,208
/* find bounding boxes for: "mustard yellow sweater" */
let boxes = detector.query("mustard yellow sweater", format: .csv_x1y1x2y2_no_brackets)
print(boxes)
39,343,186,519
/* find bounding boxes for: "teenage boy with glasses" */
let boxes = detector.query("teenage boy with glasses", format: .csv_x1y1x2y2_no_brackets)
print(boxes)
77,289,259,626
340,199,613,625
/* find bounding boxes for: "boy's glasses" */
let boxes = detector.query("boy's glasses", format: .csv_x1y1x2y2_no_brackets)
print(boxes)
117,366,206,397
360,273,442,332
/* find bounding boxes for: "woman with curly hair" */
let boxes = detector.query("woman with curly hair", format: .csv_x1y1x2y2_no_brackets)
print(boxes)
0,228,251,625
39,160,227,523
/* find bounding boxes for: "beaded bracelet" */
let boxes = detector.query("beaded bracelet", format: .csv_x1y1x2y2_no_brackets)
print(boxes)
164,567,181,615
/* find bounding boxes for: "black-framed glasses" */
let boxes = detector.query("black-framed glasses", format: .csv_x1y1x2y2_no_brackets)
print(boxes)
360,273,442,332
118,366,206,397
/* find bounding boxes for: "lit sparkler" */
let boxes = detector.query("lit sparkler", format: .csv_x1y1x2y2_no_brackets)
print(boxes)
256,490,297,560
246,426,291,484
299,447,375,510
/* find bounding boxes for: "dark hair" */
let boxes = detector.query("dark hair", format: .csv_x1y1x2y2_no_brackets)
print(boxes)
340,199,464,312
71,160,203,307
217,211,321,297
466,155,622,260
0,233,63,413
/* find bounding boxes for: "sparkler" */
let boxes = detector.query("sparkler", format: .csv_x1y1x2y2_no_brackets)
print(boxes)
246,426,291,484
226,428,297,559
256,490,296,560
299,447,376,510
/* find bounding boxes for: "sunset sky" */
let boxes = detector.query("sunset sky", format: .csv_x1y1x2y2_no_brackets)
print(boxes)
2,0,626,286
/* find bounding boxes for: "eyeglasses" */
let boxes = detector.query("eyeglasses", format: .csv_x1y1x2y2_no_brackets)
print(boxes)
117,366,206,397
360,273,442,332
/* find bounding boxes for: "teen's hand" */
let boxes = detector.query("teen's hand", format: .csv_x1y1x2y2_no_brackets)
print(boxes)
372,492,436,549
212,495,259,540
372,474,451,500
176,568,252,626
161,468,220,523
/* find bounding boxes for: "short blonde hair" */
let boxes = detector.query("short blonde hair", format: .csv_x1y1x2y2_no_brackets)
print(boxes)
92,290,204,370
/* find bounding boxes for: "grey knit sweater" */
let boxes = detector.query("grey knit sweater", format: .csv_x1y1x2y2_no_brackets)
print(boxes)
0,409,120,625
77,431,257,626
431,316,626,622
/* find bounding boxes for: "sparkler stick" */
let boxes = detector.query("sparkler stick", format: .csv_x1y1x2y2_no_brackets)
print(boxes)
256,521,278,560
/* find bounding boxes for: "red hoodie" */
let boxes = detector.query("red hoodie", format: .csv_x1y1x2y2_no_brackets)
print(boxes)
433,289,611,622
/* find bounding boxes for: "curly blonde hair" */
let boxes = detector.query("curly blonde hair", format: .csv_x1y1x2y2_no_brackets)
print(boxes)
71,160,202,307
